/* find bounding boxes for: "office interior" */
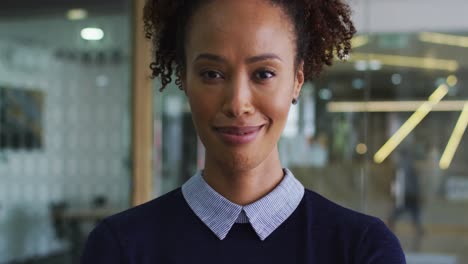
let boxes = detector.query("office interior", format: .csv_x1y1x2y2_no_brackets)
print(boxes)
0,0,467,263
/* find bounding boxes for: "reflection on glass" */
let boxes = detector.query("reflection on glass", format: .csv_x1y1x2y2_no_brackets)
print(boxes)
294,31,467,262
0,2,132,263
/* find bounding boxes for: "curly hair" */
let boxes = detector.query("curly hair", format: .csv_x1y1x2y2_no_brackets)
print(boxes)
144,0,356,91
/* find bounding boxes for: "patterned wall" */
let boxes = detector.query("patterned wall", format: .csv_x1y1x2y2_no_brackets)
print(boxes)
0,15,131,262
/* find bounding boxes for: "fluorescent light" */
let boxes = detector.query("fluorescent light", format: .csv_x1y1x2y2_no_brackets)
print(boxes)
352,35,369,49
429,84,449,101
349,53,459,72
327,100,467,113
439,103,468,170
67,9,88,20
419,32,468,48
373,84,449,164
81,27,104,41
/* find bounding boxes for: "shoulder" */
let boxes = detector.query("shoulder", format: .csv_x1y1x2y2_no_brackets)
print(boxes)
303,189,377,227
103,188,186,231
302,189,406,263
92,188,187,242
81,188,187,262
98,187,186,229
302,188,394,235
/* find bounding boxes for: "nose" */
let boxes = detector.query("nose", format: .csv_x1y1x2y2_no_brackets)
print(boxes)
221,75,254,118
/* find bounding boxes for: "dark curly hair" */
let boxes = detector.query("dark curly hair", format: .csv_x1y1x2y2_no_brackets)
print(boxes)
144,0,356,91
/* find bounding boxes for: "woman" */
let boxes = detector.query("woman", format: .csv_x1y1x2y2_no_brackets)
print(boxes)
82,0,405,263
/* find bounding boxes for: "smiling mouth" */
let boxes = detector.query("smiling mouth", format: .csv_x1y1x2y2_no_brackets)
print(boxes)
214,125,265,144
216,126,263,135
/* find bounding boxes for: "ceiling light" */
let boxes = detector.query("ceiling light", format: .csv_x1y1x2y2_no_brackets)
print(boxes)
349,53,459,72
81,28,104,41
439,103,468,170
356,143,368,155
373,84,449,164
327,100,467,113
67,9,88,21
447,75,458,87
419,32,468,48
352,35,369,49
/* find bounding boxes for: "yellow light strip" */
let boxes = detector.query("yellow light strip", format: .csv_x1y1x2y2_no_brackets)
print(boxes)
350,53,459,72
419,32,468,48
327,100,467,113
352,35,369,49
439,103,468,170
374,84,449,164
67,8,88,21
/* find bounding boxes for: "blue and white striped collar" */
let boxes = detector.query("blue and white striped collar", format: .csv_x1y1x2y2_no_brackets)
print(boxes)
181,168,304,241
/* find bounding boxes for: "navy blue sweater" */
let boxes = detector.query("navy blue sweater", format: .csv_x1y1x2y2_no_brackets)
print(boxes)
81,189,405,263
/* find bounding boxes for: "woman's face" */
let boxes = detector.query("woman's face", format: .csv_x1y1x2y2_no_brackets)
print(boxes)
183,0,304,171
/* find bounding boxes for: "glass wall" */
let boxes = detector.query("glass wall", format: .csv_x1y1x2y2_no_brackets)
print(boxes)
296,31,467,263
0,1,132,263
153,1,468,263
290,6,468,262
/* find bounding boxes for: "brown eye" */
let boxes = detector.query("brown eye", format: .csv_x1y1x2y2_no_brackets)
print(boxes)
254,70,276,80
200,70,224,80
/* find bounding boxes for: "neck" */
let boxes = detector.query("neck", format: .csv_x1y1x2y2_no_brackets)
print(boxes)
202,147,284,206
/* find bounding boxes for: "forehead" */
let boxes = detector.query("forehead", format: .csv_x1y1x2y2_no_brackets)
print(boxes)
185,0,295,61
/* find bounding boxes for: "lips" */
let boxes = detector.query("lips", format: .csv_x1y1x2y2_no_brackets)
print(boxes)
214,125,264,145
216,126,262,135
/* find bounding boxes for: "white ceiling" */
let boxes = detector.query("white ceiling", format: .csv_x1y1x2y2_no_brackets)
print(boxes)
351,0,468,33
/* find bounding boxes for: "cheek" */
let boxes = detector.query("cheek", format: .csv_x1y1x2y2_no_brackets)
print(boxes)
264,83,295,126
188,95,207,123
185,75,220,124
187,90,218,129
262,97,291,128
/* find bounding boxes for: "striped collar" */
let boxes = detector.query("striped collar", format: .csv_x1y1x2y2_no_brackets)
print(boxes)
181,168,304,241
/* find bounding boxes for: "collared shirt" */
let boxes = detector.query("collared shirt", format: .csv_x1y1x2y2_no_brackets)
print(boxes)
181,168,305,241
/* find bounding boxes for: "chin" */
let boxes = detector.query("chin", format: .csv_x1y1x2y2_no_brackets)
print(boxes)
213,148,264,172
202,131,278,172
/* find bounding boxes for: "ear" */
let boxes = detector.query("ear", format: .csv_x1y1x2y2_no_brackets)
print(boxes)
293,60,305,98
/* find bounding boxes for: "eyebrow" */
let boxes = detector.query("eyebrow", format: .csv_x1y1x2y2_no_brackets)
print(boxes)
193,53,283,64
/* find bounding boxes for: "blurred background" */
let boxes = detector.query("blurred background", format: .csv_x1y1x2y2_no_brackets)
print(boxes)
0,0,467,263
